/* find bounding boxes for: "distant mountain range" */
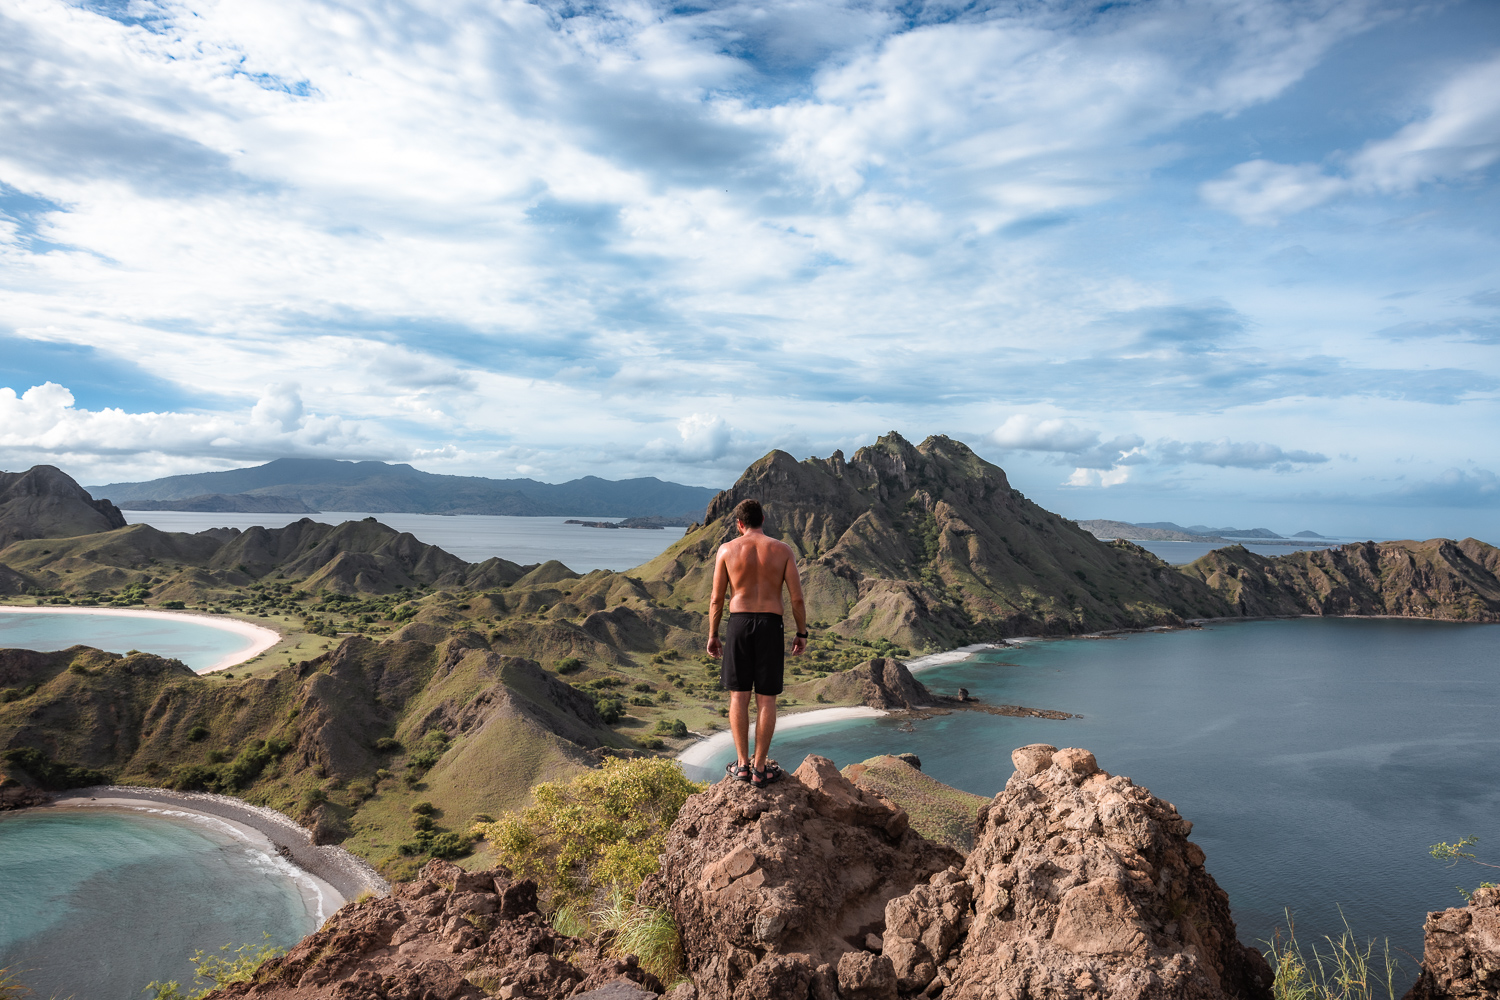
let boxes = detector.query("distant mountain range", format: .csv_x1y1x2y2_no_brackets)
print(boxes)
1078,519,1329,544
91,458,720,519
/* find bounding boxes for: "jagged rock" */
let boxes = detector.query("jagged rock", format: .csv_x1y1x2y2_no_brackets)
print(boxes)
1403,885,1500,1000
205,860,662,999
884,744,1273,1000
0,776,50,810
649,754,963,1000
814,659,931,709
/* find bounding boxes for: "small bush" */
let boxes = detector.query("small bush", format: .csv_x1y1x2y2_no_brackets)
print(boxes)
472,757,703,912
145,934,286,1000
411,801,436,815
186,725,209,742
555,657,584,675
374,737,402,753
596,697,625,724
2,747,108,790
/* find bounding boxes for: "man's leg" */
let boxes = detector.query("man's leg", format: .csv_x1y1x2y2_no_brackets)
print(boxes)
752,692,777,770
729,690,753,766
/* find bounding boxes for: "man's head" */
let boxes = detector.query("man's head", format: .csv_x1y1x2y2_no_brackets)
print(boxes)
731,498,765,529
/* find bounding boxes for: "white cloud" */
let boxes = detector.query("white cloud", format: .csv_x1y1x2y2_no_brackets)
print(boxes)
0,382,370,477
992,415,1100,453
1202,53,1500,222
639,413,735,464
1199,160,1349,224
1155,438,1328,469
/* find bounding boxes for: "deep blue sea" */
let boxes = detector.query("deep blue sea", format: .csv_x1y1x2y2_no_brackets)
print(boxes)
0,807,324,1000
689,618,1500,985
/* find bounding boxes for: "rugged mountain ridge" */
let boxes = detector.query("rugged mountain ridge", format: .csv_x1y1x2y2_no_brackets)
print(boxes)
121,493,319,513
93,458,718,519
636,433,1231,647
1184,540,1500,622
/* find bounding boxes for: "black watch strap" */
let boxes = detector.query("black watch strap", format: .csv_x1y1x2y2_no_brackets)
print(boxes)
795,631,809,638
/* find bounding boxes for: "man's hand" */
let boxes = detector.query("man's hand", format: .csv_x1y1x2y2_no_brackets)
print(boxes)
707,635,722,658
791,634,807,656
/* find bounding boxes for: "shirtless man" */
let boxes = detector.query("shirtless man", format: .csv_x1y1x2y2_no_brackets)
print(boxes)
706,498,807,787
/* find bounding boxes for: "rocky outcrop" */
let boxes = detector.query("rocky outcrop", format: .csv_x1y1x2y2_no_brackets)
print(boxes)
842,754,989,854
815,659,932,709
206,859,663,999
0,774,50,809
884,743,1273,1000
1184,539,1500,623
0,465,126,549
648,755,963,1000
1403,885,1500,1000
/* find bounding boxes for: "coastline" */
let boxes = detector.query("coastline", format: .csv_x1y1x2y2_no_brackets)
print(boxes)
45,786,387,910
677,706,887,767
0,604,282,672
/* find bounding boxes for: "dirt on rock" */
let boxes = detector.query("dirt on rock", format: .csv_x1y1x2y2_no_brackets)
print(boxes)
1403,884,1500,1000
204,860,663,1000
647,754,963,1000
900,743,1273,1000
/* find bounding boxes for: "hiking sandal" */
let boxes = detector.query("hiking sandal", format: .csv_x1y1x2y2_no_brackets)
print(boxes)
750,760,783,788
726,761,752,783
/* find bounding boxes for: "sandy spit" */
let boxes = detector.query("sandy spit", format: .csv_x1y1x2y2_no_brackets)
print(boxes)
0,605,281,672
676,706,887,768
47,786,387,913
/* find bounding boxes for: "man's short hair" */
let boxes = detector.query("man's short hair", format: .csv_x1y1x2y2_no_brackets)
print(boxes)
731,499,765,528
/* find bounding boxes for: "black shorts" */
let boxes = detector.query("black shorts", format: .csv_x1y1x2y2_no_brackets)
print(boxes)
721,612,785,696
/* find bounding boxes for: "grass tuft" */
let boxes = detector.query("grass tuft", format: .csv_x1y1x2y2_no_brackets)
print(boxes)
1264,910,1400,1000
595,888,684,987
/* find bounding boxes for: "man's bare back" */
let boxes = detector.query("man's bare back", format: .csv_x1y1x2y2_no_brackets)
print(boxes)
706,498,807,785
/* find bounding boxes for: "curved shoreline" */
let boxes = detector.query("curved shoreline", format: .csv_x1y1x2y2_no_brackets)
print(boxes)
677,706,887,768
0,605,281,672
44,786,387,908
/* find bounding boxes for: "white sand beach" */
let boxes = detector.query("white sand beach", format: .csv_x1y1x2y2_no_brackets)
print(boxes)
47,787,387,916
0,605,281,671
677,706,887,767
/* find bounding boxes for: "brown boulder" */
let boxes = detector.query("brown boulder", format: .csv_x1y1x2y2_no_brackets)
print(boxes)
649,754,963,1000
1404,885,1500,1000
205,860,662,999
882,745,1273,1000
814,659,932,710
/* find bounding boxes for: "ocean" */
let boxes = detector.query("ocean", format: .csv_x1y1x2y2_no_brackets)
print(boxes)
687,617,1500,988
0,807,324,1000
122,511,687,572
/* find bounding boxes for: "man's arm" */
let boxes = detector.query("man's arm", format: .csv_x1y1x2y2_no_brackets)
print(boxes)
783,545,808,655
707,547,729,658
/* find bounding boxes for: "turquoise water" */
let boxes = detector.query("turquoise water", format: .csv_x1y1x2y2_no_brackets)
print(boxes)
123,511,687,572
0,611,256,672
689,618,1500,983
0,808,321,999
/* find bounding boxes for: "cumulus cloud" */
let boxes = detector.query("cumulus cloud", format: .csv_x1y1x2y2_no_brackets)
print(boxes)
639,413,736,464
1202,53,1500,222
0,382,371,476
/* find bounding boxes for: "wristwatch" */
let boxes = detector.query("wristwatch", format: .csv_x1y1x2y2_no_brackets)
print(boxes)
795,631,809,638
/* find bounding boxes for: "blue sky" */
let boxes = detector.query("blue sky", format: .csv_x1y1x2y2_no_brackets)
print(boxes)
1,0,1497,540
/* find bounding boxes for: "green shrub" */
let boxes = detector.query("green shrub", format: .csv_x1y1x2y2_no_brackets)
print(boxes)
162,600,186,609
411,800,436,815
471,757,703,912
145,934,285,999
555,657,584,674
2,748,108,790
186,725,209,742
374,737,402,753
595,697,625,724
